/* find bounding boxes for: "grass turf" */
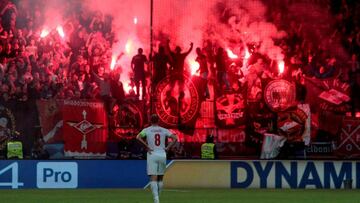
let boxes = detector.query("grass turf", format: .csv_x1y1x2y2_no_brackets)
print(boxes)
0,188,359,203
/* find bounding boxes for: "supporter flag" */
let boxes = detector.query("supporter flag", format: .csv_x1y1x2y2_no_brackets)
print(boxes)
304,77,350,113
335,117,360,158
304,76,350,139
215,93,246,128
36,99,63,143
63,100,108,158
260,133,287,159
154,75,202,135
277,104,311,146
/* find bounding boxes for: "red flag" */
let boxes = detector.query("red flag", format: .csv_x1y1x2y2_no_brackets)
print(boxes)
63,100,108,158
36,99,63,143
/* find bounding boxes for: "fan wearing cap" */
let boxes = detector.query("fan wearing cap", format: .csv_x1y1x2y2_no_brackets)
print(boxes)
136,114,177,203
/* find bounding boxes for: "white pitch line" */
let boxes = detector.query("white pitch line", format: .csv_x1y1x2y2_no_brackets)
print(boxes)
163,189,191,193
143,160,175,189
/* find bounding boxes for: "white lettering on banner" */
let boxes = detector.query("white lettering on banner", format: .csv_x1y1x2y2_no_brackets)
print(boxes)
218,112,244,120
63,100,103,108
37,162,78,188
218,130,246,143
231,161,360,189
0,162,24,189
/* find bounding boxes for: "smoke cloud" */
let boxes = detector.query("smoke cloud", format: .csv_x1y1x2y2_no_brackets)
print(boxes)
28,0,347,82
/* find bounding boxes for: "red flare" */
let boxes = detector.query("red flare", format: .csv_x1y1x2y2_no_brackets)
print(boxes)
40,29,50,38
110,55,117,70
278,60,285,75
245,48,250,59
226,49,238,59
56,25,65,38
125,40,132,54
188,59,199,76
124,81,133,94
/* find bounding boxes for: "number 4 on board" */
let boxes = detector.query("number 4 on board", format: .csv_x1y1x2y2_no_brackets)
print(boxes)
0,162,24,189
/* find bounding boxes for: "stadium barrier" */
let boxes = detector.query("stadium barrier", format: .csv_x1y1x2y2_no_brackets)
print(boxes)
165,160,360,189
0,160,359,189
0,160,149,189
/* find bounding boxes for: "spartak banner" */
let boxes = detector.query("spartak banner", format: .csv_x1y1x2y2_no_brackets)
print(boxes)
63,100,108,158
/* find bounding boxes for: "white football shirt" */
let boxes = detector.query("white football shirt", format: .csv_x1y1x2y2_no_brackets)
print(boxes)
139,125,172,152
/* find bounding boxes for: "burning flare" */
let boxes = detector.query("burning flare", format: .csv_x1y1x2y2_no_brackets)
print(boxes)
40,28,50,38
244,48,250,59
124,81,133,94
278,60,285,75
56,25,65,38
110,55,117,70
226,49,238,59
125,40,132,54
188,59,199,76
133,17,138,25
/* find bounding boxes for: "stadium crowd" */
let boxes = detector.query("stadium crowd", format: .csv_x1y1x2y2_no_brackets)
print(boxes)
266,0,360,116
0,1,124,106
0,0,359,104
0,0,359,158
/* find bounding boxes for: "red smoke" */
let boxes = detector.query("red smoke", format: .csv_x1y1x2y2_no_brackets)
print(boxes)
36,0,290,85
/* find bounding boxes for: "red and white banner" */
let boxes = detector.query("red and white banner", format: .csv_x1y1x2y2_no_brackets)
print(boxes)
172,128,246,143
277,104,311,145
63,100,108,158
36,99,63,143
305,77,350,113
261,133,287,159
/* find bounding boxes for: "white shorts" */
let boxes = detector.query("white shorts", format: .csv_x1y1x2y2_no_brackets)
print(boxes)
147,151,166,175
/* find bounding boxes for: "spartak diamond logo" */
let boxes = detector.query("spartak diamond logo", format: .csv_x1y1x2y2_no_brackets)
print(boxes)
67,110,102,149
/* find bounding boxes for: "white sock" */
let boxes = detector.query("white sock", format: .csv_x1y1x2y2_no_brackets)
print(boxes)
150,181,159,202
154,196,159,203
158,181,164,195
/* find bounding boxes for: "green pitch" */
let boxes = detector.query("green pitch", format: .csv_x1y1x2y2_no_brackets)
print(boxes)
0,188,360,203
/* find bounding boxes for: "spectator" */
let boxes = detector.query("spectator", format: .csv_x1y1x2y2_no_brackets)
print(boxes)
167,40,193,77
0,117,10,158
152,46,170,89
25,38,37,58
31,137,49,159
195,47,210,99
131,48,148,100
92,66,112,114
215,47,230,91
110,70,125,108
